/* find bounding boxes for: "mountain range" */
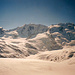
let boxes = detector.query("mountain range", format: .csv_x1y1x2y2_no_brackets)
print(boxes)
0,23,75,61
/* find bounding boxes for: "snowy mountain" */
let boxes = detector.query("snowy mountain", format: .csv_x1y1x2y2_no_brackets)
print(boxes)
49,23,75,46
0,23,75,58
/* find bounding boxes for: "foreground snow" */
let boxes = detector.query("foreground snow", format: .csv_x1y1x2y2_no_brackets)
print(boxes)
0,57,75,75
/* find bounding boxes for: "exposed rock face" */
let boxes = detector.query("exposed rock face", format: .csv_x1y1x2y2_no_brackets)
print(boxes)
0,27,4,35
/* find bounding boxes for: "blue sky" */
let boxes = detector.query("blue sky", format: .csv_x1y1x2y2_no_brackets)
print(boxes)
0,0,75,29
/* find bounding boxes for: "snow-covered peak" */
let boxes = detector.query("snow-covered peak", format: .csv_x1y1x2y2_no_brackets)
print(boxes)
16,24,48,38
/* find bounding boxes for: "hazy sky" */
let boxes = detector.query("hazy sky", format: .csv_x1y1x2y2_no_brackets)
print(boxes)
0,0,75,29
